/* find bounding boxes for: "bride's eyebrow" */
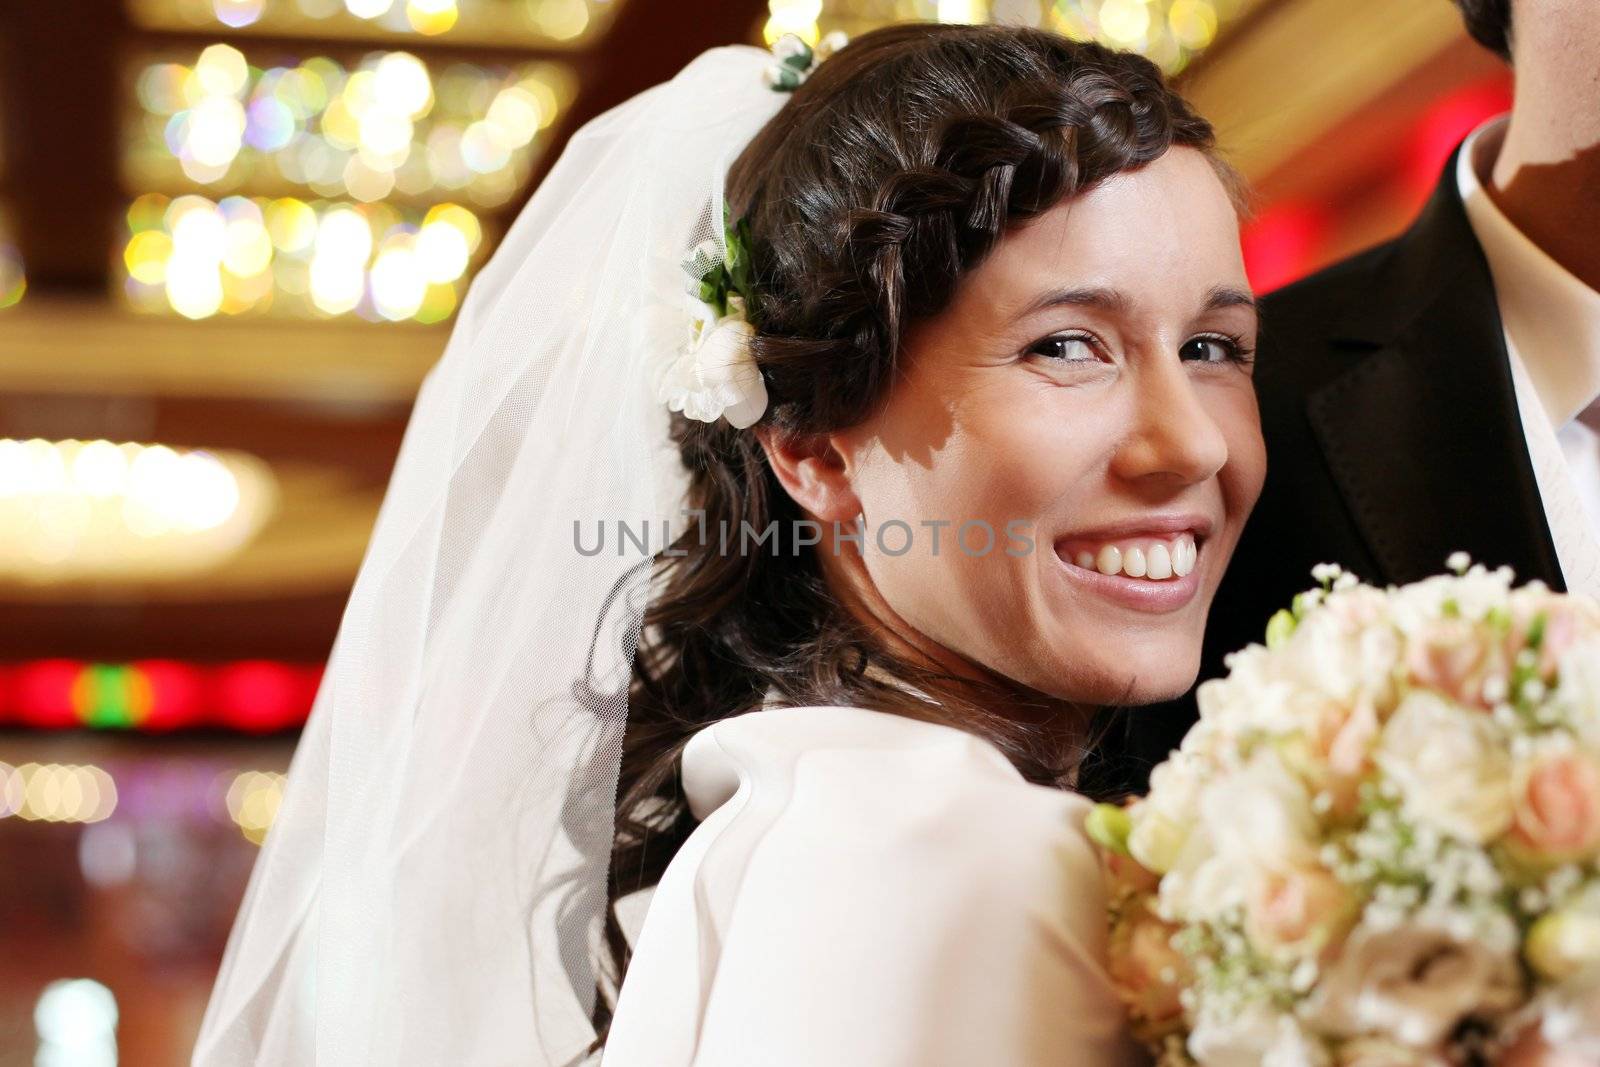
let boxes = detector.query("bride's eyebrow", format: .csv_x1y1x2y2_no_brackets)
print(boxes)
1007,283,1257,324
1011,285,1132,321
1201,285,1257,315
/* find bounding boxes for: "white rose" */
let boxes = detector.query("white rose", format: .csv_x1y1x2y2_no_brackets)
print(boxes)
1203,748,1320,871
1128,752,1203,875
1376,691,1513,844
1161,749,1318,921
1536,964,1600,1060
1310,917,1522,1048
1285,602,1401,710
1190,1003,1329,1067
657,305,767,429
1197,647,1299,739
1557,642,1600,744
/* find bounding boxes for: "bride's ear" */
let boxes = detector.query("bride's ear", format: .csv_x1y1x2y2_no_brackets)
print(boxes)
754,426,861,522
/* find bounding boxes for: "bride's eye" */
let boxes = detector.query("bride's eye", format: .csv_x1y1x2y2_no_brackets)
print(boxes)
1025,333,1101,363
1179,334,1255,365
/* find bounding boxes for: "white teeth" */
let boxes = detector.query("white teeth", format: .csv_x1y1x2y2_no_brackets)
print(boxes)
1173,537,1196,578
1068,533,1199,582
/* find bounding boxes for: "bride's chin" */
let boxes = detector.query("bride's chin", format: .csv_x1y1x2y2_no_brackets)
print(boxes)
1020,641,1200,708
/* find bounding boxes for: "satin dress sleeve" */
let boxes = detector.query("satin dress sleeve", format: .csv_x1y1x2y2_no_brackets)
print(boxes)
601,703,1139,1066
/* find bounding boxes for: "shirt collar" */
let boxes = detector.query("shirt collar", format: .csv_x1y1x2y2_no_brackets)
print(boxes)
1456,114,1600,428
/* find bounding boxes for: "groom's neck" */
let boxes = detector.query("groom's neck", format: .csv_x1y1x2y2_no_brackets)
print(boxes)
1488,22,1600,293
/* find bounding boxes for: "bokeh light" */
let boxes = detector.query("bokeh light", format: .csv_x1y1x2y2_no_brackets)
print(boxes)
0,763,119,823
125,45,578,210
0,208,25,310
0,660,322,732
34,978,118,1067
120,192,480,321
0,438,277,582
761,0,1242,74
127,0,626,47
223,769,287,844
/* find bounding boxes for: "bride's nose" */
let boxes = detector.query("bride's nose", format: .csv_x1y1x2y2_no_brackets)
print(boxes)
1108,356,1230,487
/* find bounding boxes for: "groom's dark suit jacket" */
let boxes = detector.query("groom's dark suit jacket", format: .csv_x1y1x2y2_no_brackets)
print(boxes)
1095,145,1571,795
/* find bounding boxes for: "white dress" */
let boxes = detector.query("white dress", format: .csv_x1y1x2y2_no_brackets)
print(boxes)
601,703,1139,1066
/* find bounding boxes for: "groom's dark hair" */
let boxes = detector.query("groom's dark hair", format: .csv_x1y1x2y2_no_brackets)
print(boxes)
1452,0,1512,61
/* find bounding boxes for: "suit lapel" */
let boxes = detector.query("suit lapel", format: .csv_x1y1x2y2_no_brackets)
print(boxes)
1304,150,1566,590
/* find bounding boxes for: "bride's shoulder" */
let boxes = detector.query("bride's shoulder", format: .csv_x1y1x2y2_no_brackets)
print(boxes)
681,704,1102,890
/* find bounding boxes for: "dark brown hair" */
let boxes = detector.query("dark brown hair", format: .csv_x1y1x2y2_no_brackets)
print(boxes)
1452,0,1512,60
587,22,1223,1048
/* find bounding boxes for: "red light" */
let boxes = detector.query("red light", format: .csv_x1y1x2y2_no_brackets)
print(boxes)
213,660,314,733
2,659,321,732
135,660,207,731
1242,203,1329,295
13,660,85,730
1404,77,1513,204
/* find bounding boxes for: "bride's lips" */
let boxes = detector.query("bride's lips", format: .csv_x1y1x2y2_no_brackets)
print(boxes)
1050,514,1212,614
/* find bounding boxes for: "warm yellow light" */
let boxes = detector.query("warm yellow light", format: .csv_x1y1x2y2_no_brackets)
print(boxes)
371,239,427,320
124,231,174,285
343,155,398,202
186,95,248,168
373,52,433,117
0,763,118,824
225,770,287,845
531,0,590,40
195,43,249,97
1167,0,1218,48
485,86,542,147
1098,0,1152,44
0,439,277,582
416,218,470,283
166,253,225,319
223,217,275,277
406,0,459,34
937,0,982,23
265,197,318,253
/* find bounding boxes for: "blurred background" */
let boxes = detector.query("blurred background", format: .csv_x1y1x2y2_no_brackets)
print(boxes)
0,0,1509,1062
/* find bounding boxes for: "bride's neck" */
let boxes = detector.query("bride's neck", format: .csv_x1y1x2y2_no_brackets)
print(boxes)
813,534,1086,732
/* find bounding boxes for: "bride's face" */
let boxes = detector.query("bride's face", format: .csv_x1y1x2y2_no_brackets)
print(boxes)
818,147,1264,705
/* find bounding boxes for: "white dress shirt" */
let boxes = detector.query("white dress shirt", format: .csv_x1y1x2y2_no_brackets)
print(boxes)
1457,116,1600,601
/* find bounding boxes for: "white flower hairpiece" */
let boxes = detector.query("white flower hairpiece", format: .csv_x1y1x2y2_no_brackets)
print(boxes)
656,206,768,429
657,36,850,429
763,31,848,92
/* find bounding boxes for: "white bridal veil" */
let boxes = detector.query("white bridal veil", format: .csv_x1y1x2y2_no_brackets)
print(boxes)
193,45,792,1066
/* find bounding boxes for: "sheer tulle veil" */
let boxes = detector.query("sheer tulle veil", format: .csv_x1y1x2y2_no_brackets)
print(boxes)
192,45,792,1066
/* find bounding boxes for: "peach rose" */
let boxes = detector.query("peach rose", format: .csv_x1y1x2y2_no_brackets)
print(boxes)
1407,616,1503,708
1305,698,1382,818
1107,903,1189,1026
1104,849,1160,895
1511,751,1600,861
1245,862,1356,963
1510,599,1593,685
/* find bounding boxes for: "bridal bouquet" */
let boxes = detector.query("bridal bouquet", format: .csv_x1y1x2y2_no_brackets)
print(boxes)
1091,559,1600,1066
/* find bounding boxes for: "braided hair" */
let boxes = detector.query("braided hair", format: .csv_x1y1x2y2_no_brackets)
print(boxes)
590,23,1228,1045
